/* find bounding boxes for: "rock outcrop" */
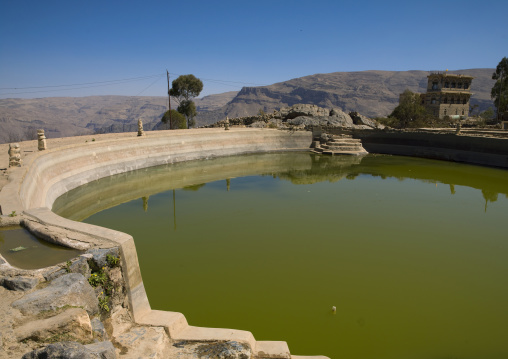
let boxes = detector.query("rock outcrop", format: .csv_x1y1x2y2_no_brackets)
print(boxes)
207,103,384,131
14,307,93,342
21,341,116,359
12,273,99,316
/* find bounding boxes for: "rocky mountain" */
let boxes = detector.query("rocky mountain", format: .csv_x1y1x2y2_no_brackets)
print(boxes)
196,68,496,125
0,69,495,144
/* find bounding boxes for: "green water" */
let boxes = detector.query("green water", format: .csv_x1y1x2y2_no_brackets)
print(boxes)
0,227,83,269
53,153,508,359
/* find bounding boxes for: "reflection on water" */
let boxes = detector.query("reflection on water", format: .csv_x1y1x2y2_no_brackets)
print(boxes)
54,153,508,220
53,153,508,359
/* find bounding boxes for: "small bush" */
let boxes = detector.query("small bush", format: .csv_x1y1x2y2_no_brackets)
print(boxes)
88,270,108,287
98,294,110,313
106,254,120,267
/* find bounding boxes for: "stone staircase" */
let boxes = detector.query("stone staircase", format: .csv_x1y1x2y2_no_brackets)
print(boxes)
312,134,367,156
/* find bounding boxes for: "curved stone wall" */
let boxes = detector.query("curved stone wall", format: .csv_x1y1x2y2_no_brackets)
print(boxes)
1,128,324,359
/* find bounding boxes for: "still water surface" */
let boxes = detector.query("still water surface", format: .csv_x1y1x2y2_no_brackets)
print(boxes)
53,153,508,359
0,227,82,269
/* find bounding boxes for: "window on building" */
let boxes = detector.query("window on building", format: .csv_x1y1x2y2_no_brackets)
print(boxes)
432,82,438,90
431,98,436,104
443,97,448,104
444,109,447,116
444,82,449,88
450,98,454,104
458,83,462,88
464,82,469,89
463,98,467,104
462,109,465,115
456,109,458,115
451,82,456,88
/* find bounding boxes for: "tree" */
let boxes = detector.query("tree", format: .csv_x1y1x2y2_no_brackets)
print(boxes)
390,89,428,127
169,74,203,128
177,100,197,128
491,57,508,120
479,107,495,120
161,110,186,129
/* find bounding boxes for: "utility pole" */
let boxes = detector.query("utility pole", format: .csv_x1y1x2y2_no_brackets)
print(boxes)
167,70,172,129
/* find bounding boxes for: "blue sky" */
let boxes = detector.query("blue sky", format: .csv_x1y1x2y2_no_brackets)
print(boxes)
0,0,506,99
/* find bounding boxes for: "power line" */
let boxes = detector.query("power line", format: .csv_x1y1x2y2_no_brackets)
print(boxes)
136,74,165,96
0,72,268,97
0,75,166,96
0,74,164,90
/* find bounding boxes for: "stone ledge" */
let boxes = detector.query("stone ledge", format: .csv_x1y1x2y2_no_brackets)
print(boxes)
255,341,291,359
137,310,189,338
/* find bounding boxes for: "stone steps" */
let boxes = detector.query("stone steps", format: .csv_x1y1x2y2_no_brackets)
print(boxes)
312,134,367,156
322,144,364,151
138,311,295,358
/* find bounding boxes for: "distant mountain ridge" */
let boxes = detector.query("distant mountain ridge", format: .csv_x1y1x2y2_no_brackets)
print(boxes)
196,68,495,125
0,69,495,144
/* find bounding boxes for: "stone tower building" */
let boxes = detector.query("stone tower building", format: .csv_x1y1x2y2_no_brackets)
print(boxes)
422,72,474,119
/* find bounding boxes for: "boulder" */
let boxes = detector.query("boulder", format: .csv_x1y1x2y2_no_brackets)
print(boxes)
328,109,354,127
349,111,381,128
115,326,169,358
69,255,92,278
14,307,92,342
287,116,325,127
195,341,251,359
12,273,99,316
170,340,252,359
43,268,67,282
86,248,120,269
91,317,108,340
1,276,39,291
21,341,116,359
279,104,329,120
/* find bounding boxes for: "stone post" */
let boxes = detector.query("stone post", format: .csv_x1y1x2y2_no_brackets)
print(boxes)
137,119,145,137
225,117,230,131
37,129,47,151
8,143,22,167
455,121,461,135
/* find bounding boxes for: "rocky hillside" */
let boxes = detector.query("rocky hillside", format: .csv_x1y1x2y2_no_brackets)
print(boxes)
196,68,496,125
0,69,495,144
0,92,237,144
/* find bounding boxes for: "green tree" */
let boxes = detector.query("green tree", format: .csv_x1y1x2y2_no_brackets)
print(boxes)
390,89,428,127
170,74,203,128
479,107,495,120
177,100,197,128
491,57,508,120
161,109,186,129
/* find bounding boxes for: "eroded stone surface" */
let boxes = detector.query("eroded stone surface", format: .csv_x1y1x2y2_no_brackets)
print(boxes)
115,326,169,359
169,340,251,359
91,317,108,341
21,340,116,359
1,276,39,291
87,248,120,269
14,307,93,342
12,273,99,316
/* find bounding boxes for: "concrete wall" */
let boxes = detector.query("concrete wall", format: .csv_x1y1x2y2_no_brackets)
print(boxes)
350,129,508,169
15,128,311,213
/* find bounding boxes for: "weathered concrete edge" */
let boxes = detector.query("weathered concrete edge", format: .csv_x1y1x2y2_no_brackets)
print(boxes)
352,129,508,169
1,129,328,359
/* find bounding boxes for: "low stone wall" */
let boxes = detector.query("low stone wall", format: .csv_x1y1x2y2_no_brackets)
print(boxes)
0,128,321,359
349,129,508,169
